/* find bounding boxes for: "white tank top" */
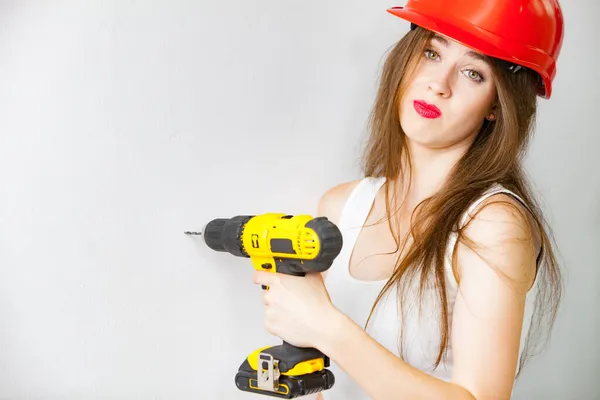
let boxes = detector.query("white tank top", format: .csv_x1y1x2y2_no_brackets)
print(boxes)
322,176,537,399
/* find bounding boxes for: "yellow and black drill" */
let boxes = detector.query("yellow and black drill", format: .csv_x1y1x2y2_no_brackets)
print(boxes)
185,213,343,398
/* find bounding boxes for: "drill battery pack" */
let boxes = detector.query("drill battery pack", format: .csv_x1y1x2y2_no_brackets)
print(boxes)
234,343,335,398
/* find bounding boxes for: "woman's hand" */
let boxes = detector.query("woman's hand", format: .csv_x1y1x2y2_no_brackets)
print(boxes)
252,270,338,350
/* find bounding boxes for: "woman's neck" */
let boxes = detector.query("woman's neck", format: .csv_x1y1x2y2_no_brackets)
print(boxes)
398,140,469,206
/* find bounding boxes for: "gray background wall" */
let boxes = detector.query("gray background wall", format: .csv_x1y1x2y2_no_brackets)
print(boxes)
0,1,597,399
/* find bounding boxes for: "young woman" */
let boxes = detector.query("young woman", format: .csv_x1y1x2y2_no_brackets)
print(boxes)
253,1,565,399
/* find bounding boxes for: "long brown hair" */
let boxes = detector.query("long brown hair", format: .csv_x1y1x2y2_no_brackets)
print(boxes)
360,27,562,374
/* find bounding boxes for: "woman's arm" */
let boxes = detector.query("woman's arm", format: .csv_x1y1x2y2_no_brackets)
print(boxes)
312,195,538,400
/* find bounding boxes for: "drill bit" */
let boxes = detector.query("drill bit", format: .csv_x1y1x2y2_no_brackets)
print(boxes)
184,231,202,235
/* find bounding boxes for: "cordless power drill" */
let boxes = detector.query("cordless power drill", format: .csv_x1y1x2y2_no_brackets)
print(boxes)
185,213,343,398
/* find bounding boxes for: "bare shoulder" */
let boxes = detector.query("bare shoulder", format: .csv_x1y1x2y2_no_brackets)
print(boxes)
457,192,539,290
316,179,362,226
464,193,536,242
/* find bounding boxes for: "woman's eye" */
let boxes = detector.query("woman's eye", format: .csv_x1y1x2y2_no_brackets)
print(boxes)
464,69,483,82
425,49,439,60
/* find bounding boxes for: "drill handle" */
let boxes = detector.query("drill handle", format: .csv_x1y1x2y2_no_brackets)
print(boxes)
260,269,304,290
273,261,306,277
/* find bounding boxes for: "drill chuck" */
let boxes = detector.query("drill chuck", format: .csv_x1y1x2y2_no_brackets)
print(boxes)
202,216,252,257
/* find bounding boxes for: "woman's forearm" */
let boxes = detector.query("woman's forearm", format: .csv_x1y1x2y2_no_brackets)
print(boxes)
317,309,476,400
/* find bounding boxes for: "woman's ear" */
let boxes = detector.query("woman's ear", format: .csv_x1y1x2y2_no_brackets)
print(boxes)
486,104,498,121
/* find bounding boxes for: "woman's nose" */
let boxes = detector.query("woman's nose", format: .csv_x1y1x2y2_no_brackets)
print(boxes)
428,68,452,98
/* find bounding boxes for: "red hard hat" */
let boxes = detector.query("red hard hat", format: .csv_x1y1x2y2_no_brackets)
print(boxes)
387,0,564,99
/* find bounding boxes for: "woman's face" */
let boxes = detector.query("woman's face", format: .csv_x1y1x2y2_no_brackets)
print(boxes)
399,33,497,150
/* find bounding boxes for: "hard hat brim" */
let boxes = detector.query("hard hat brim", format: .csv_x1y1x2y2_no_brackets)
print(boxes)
387,6,554,98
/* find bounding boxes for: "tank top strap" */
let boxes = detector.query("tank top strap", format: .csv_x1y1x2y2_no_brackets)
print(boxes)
337,176,387,259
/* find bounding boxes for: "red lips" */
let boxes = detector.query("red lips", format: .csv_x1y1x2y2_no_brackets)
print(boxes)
413,100,442,119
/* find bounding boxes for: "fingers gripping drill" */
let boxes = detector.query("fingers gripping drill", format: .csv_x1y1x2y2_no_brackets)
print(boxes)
185,213,343,398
